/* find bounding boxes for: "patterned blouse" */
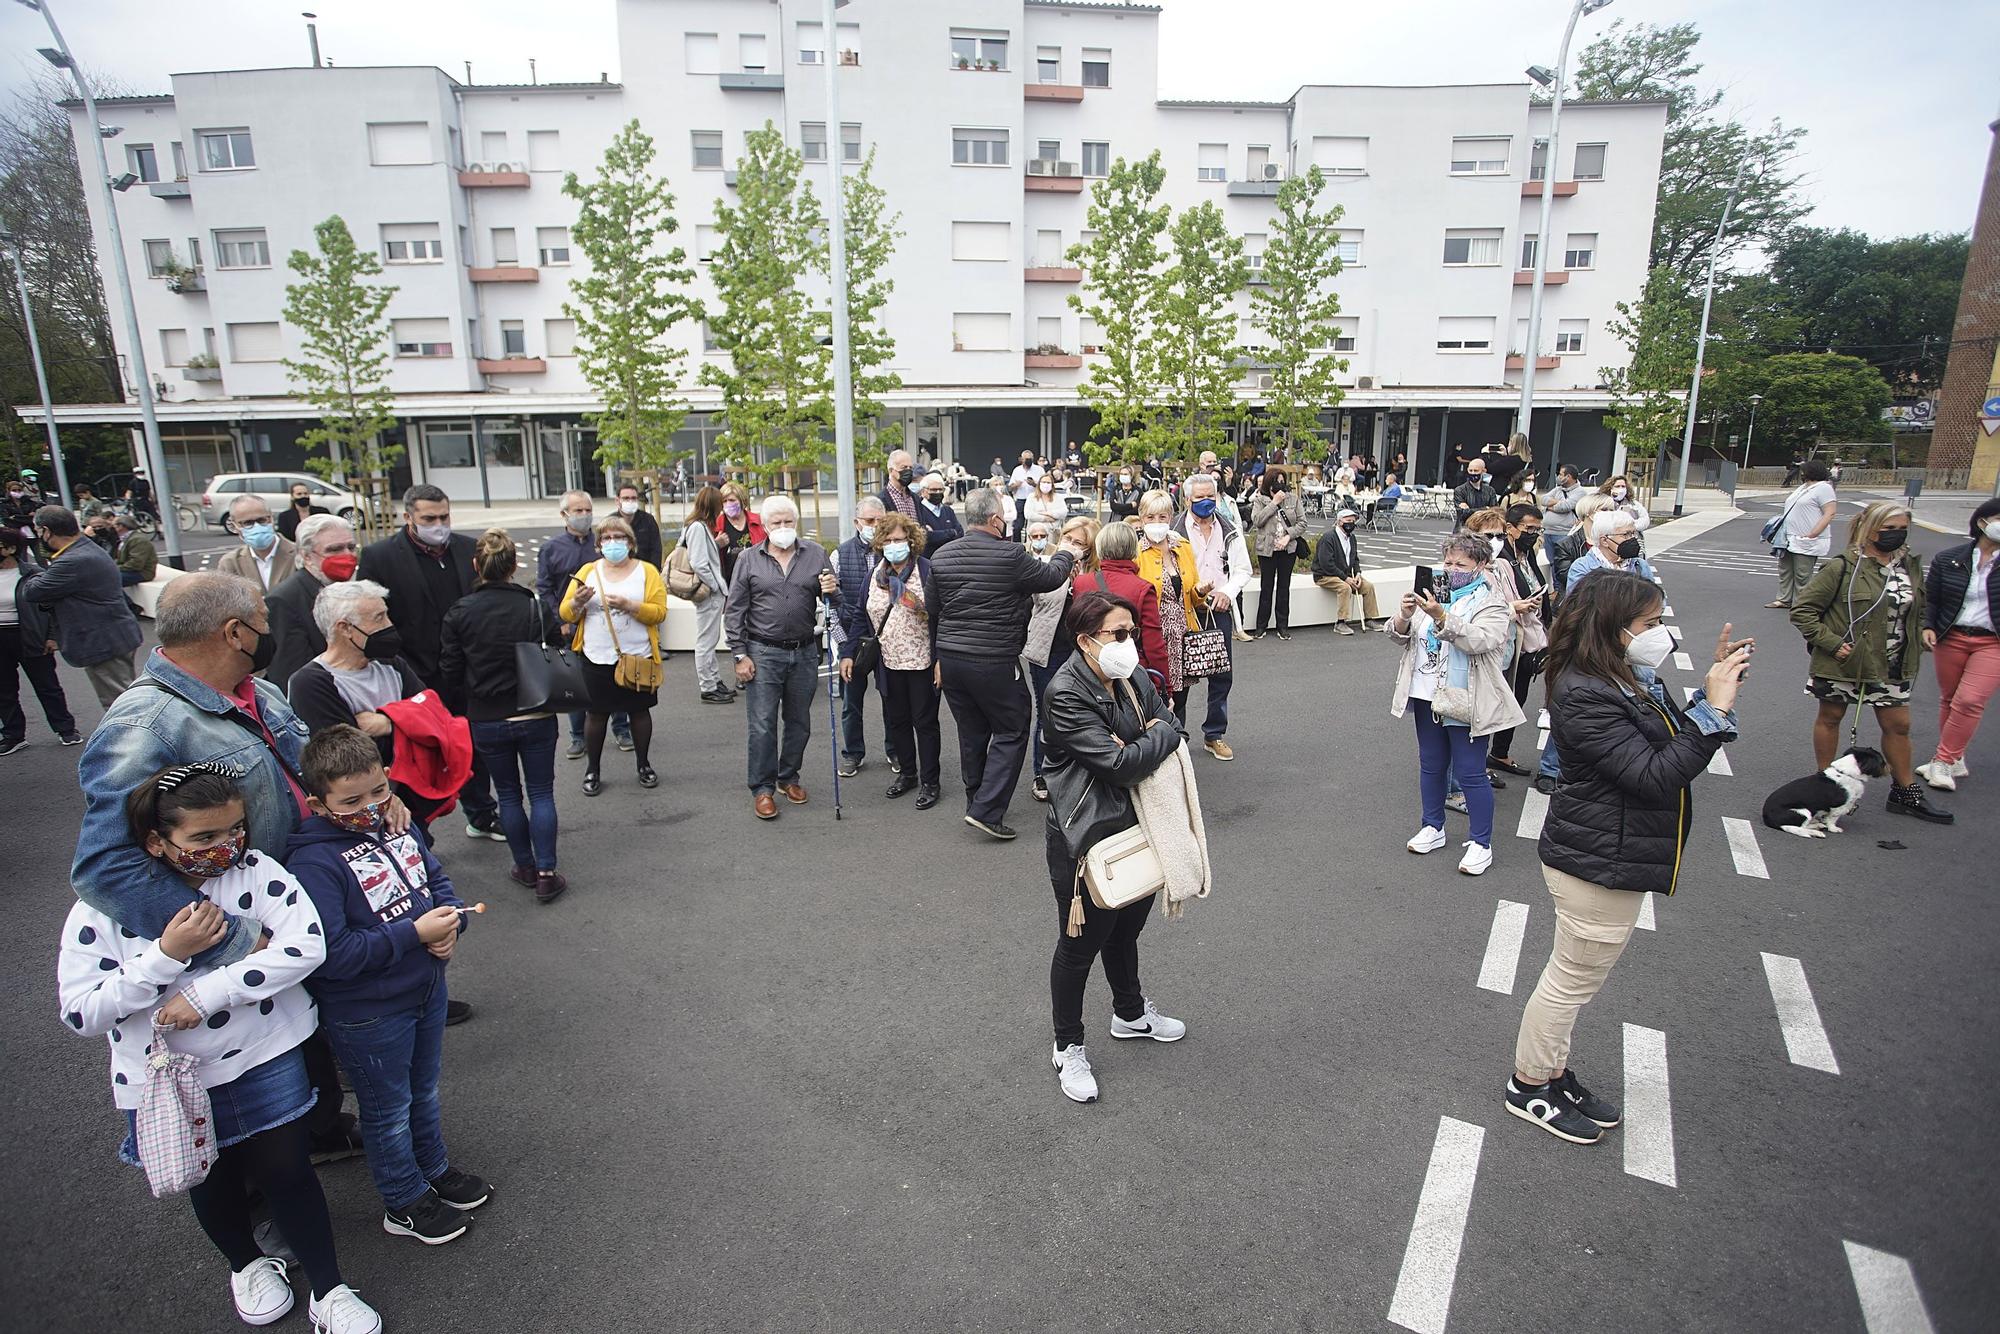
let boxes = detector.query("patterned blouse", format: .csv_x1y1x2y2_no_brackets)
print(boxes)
865,563,932,671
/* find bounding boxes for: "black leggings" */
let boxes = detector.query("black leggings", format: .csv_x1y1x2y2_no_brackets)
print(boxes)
586,707,653,773
188,1114,344,1299
1255,549,1297,632
1047,825,1151,1047
1488,651,1543,760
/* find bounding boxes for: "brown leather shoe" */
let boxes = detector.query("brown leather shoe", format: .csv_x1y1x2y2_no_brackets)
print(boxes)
754,792,779,820
780,782,809,805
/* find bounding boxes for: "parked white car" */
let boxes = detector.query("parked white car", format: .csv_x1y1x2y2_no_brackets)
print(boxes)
197,472,367,532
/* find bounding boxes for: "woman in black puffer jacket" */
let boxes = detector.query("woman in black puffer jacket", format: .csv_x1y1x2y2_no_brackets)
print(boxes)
1508,571,1752,1146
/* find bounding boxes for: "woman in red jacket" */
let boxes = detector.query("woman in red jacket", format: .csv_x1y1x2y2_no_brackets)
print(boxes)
1072,519,1168,693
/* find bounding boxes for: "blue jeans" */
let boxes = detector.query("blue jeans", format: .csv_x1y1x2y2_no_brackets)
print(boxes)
1413,699,1493,847
324,977,449,1212
1539,735,1561,782
470,715,560,871
747,641,821,794
1543,531,1566,570
569,709,630,746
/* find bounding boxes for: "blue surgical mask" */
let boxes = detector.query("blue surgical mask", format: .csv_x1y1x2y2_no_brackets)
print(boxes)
883,541,911,564
857,523,876,544
1191,498,1218,518
600,540,630,564
241,522,276,552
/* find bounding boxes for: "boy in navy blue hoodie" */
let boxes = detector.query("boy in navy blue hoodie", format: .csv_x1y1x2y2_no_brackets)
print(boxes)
289,724,491,1246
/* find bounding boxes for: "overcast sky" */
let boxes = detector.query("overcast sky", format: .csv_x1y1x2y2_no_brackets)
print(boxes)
5,0,1992,246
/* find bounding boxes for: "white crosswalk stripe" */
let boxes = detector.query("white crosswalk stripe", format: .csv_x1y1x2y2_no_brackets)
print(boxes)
1843,1241,1936,1334
1387,1117,1486,1334
1515,787,1547,840
1761,953,1840,1073
1722,817,1769,879
1622,1023,1677,1187
1672,651,1693,671
1636,892,1657,931
1476,901,1530,994
1706,747,1732,776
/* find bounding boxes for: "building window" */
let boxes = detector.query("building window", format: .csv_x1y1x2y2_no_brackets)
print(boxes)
949,31,1008,69
801,122,827,162
170,141,187,179
950,221,1009,262
143,239,175,277
545,318,577,357
740,33,769,71
1036,140,1060,163
1520,234,1538,270
1035,228,1063,266
692,131,724,170
392,318,453,359
701,321,720,353
527,130,559,172
952,312,1009,352
695,225,719,262
160,327,191,366
1081,48,1110,87
423,422,475,469
1331,317,1358,353
1573,143,1607,180
1311,136,1367,175
213,228,270,269
127,144,159,183
1436,316,1494,351
1564,233,1597,269
188,237,203,268
1448,136,1508,175
500,320,527,357
797,21,823,64
1442,229,1502,266
685,32,721,75
1081,141,1109,177
382,223,443,264
366,122,430,166
1529,140,1548,182
480,131,509,162
952,127,1009,167
1336,230,1362,266
1035,315,1063,349
491,228,518,265
1244,232,1267,275
841,123,862,163
1197,144,1227,183
198,129,255,171
1037,45,1060,83
1556,320,1587,354
227,322,282,362
537,227,571,266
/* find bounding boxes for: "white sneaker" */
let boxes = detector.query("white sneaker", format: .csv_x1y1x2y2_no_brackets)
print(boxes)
308,1284,383,1334
230,1256,294,1326
1445,792,1469,814
1052,1042,1099,1103
1917,760,1954,790
1458,842,1493,876
1110,998,1187,1043
1407,825,1448,854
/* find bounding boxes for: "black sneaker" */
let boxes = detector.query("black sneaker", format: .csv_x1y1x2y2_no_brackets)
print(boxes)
1031,776,1049,802
1504,1077,1604,1144
839,756,865,778
0,738,24,757
616,733,636,752
429,1167,492,1211
383,1189,471,1244
308,1113,366,1165
445,999,474,1026
701,688,732,704
1533,775,1558,796
1887,783,1954,824
1553,1068,1620,1128
964,815,1017,840
58,731,84,747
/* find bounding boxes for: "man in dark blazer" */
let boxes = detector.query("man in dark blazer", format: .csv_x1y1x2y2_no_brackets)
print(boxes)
355,484,501,841
265,513,357,690
20,505,144,706
1310,505,1381,634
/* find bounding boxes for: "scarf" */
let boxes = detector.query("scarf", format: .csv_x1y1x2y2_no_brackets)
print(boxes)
876,558,926,624
1424,577,1490,658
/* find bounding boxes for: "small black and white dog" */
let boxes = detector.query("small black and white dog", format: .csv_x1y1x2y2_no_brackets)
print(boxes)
1761,747,1889,838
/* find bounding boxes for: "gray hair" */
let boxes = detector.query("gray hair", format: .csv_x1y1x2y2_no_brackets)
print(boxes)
155,572,264,649
313,578,391,639
1440,534,1492,567
1183,472,1218,499
227,493,271,519
295,513,353,555
1096,520,1138,562
1589,510,1635,542
963,486,1003,527
759,493,799,524
856,495,885,520
559,489,592,512
921,472,947,492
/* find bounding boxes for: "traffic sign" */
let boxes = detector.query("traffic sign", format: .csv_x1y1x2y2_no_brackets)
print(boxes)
1983,394,2000,418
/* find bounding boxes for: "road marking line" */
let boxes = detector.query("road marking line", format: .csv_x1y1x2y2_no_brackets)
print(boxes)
1537,708,1549,729
1666,625,1683,644
1636,892,1656,931
1476,901,1530,994
1387,1117,1485,1334
1684,685,1699,703
1663,604,1675,617
1672,651,1694,671
1706,747,1732,776
1843,1241,1935,1334
1761,952,1840,1074
1722,817,1769,879
1515,787,1547,840
1622,1023,1677,1187
1536,728,1549,752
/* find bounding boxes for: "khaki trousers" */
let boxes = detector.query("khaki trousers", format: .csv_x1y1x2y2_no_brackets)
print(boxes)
83,652,136,708
1314,574,1379,623
1514,864,1643,1083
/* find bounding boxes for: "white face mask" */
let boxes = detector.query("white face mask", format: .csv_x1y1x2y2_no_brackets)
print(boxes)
1624,624,1674,670
1486,535,1506,557
619,499,639,515
1092,635,1141,680
1120,474,1131,483
768,526,799,550
1984,520,2000,543
1142,523,1170,544
1612,487,1629,500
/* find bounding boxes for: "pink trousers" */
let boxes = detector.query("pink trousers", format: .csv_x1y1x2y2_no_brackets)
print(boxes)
1932,629,2000,765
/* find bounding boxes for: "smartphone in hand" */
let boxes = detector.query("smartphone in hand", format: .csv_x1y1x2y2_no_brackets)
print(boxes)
1413,564,1436,600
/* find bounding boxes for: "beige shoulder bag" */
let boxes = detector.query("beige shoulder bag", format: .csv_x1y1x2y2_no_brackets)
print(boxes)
594,567,663,692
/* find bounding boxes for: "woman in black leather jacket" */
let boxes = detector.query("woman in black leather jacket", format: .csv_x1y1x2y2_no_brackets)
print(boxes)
1039,589,1190,1105
1508,571,1750,1146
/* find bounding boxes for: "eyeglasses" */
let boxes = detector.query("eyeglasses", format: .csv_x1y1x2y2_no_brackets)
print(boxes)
1091,627,1133,643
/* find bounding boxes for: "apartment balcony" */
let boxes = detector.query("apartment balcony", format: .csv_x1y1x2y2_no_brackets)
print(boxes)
469,266,540,284
1227,174,1287,198
459,167,530,188
719,71,784,92
182,365,221,382
1024,265,1082,283
1521,179,1578,197
1025,349,1082,369
1025,160,1084,193
478,356,546,374
164,270,205,294
148,179,190,199
1024,84,1084,103
1513,269,1570,286
1505,354,1562,371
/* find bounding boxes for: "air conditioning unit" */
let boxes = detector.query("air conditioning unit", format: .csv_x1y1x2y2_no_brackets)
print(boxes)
1256,374,1275,391
1028,159,1079,177
1262,163,1285,180
839,49,860,66
505,160,527,172
467,161,491,173
1357,375,1376,389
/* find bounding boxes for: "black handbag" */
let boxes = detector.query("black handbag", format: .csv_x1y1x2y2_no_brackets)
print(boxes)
514,597,590,714
847,588,892,679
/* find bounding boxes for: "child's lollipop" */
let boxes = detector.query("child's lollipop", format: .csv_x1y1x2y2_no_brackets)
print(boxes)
456,902,487,917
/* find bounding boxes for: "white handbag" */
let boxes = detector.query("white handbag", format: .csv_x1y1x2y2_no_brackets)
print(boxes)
1083,823,1167,911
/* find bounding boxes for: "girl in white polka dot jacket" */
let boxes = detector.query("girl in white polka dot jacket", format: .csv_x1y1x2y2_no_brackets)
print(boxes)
57,763,384,1333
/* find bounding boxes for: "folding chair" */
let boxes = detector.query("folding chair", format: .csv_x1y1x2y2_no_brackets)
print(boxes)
1372,494,1402,534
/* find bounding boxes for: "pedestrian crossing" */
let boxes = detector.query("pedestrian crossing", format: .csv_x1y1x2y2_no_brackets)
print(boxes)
1651,545,1780,578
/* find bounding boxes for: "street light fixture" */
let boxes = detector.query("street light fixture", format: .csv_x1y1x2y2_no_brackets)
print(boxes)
109,171,138,192
1670,156,1748,516
0,230,73,506
1741,393,1763,469
822,0,857,543
1515,0,1614,445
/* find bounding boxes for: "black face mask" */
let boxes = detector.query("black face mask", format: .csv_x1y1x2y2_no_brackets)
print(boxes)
235,620,276,674
359,624,405,662
1615,537,1643,560
1872,527,1908,552
292,495,311,508
1518,532,1541,551
897,468,914,486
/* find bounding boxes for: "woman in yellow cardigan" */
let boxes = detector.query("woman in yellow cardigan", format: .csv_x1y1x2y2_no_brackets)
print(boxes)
558,515,668,796
1133,488,1203,700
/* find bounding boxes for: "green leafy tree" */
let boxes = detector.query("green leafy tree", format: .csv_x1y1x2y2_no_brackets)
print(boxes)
1600,265,1699,460
1154,200,1248,462
1068,152,1170,465
562,120,699,480
830,148,904,478
1740,352,1893,453
1571,20,1807,284
701,124,830,505
282,216,399,505
1764,228,1969,394
1249,165,1347,463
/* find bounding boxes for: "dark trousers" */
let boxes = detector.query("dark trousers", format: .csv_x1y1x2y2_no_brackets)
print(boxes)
300,1027,346,1140
940,652,1032,823
1488,651,1543,760
1170,608,1235,742
839,658,877,764
188,1103,344,1300
458,746,497,823
568,708,630,746
1046,824,1151,1047
1015,497,1030,538
1254,549,1297,632
746,640,820,793
0,626,76,740
1028,644,1073,775
880,665,942,786
118,569,144,587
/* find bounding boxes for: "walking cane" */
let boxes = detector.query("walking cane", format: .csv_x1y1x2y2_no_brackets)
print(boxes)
820,594,844,820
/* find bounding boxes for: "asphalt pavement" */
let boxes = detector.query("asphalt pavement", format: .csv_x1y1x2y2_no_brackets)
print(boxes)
1,504,1992,1333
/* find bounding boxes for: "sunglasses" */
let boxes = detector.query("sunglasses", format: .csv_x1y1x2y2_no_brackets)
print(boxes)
1090,627,1134,643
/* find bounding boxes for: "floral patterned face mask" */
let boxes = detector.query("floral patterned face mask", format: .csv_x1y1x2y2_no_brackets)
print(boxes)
160,832,247,879
323,802,386,835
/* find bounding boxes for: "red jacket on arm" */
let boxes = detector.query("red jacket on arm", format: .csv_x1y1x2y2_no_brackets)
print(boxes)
1074,559,1168,691
378,690,473,802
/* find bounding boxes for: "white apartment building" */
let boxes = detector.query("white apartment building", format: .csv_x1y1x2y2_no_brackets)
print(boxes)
48,0,1665,503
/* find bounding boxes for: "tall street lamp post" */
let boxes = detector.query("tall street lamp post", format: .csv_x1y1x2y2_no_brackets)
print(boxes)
1741,393,1762,470
1670,156,1748,517
823,0,856,543
0,229,71,507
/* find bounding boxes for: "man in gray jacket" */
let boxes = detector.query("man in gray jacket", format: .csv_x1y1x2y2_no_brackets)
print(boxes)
21,505,144,706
